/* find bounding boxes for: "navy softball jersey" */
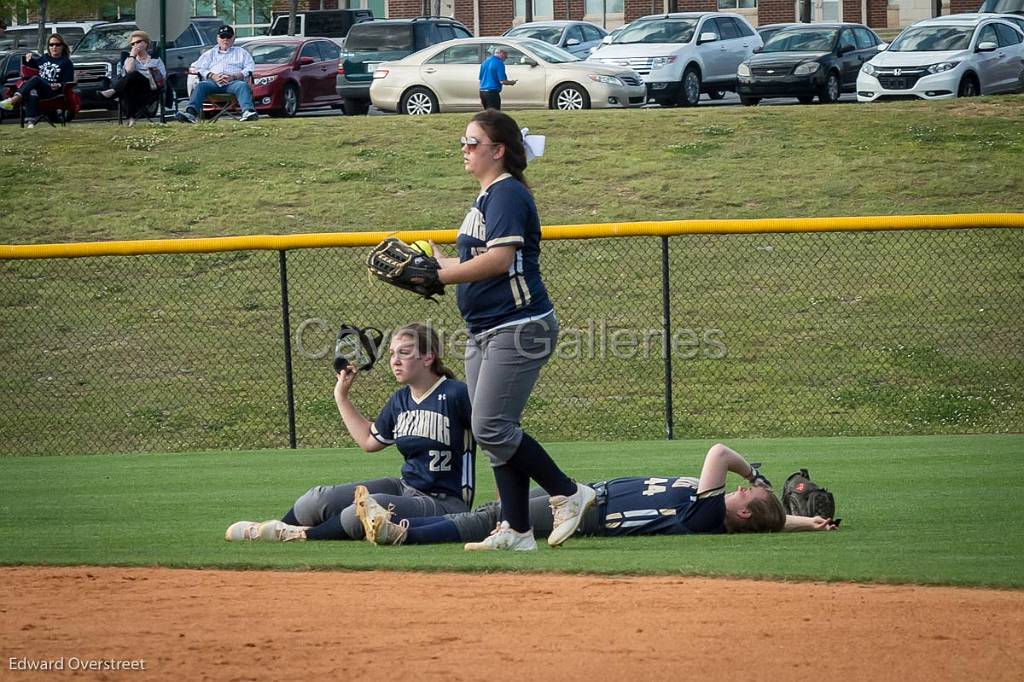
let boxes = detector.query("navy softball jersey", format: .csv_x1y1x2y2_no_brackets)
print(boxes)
370,377,476,506
600,476,727,536
455,174,554,335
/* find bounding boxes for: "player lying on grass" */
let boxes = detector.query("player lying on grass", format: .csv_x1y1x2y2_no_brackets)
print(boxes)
354,443,838,550
225,323,476,543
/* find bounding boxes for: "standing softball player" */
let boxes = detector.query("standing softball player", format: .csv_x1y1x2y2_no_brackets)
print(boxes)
224,323,476,542
431,109,596,551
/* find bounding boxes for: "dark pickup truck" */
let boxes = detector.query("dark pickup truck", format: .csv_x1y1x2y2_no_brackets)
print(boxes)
70,17,223,109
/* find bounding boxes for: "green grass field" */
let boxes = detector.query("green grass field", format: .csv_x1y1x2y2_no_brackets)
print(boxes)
2,435,1022,588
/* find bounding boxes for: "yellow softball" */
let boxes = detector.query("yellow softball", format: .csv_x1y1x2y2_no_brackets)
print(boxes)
411,240,433,257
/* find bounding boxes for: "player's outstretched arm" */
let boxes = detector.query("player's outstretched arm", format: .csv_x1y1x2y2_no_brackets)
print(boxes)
334,369,386,452
784,515,839,532
436,245,515,284
697,443,762,494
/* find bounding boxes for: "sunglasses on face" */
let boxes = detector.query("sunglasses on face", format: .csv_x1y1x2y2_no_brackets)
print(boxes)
130,39,146,45
48,42,62,47
460,136,501,150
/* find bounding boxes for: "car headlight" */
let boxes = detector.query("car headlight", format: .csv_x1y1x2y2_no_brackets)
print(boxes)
650,56,677,71
793,62,820,76
253,75,277,86
861,62,876,76
737,63,751,77
926,61,960,74
587,73,623,86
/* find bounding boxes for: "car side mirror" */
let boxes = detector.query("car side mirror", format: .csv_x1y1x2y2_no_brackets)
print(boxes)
753,45,762,53
298,56,315,65
698,32,718,44
566,37,580,46
601,35,612,44
876,42,888,51
838,44,854,55
521,57,537,67
976,40,997,52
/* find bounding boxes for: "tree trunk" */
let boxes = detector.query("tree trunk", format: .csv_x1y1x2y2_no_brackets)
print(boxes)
37,0,48,53
288,0,298,35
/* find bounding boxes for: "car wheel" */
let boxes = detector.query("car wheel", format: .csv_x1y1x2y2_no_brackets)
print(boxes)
707,89,726,100
400,87,439,115
739,96,760,106
797,95,815,104
342,98,370,116
678,67,701,107
819,71,840,104
551,83,590,110
957,74,979,97
281,83,299,117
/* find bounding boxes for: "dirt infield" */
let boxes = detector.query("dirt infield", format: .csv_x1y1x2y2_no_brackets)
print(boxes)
2,567,1022,681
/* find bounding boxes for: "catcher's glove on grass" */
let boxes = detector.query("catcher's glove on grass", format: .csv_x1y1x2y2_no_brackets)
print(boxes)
366,237,445,301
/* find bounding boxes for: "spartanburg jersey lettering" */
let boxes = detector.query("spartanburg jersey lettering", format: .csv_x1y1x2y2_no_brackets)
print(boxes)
455,175,553,334
370,377,476,505
600,476,726,536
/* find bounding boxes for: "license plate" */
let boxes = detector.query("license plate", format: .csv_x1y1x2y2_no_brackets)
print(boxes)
889,77,907,89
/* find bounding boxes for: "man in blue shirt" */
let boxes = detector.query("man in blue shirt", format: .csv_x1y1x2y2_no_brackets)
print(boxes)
176,25,258,123
478,48,516,110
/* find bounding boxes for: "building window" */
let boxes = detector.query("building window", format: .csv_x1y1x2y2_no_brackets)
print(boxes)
718,0,757,9
514,0,555,20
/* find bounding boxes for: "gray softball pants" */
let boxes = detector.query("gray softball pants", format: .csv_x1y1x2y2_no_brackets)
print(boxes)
464,314,559,465
447,487,603,542
292,477,469,540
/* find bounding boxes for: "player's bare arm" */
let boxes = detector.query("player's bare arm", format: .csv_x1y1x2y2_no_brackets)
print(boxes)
437,245,516,285
333,369,386,452
784,515,839,532
697,443,763,494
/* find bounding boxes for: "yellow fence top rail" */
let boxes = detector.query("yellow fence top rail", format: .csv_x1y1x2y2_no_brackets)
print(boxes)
2,213,1022,260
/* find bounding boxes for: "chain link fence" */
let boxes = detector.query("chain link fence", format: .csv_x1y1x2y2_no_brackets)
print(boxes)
1,227,1021,456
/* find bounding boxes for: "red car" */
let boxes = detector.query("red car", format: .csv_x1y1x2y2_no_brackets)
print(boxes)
242,37,343,117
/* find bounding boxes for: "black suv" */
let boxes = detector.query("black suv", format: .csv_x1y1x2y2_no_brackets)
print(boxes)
338,16,471,115
70,17,223,109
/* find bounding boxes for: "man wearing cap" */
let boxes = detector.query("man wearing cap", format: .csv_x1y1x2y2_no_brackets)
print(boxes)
478,47,516,110
176,24,257,123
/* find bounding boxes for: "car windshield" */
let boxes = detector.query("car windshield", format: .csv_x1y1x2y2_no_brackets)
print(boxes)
978,0,1024,12
74,26,135,52
518,38,579,62
762,28,837,51
194,23,222,44
614,19,696,44
244,42,297,64
888,25,973,51
506,26,563,44
345,24,414,51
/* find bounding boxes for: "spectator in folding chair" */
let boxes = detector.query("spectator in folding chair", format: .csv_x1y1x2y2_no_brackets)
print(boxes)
0,33,75,129
98,30,166,127
176,24,258,123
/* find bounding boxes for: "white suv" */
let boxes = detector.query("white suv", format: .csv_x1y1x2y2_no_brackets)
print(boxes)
857,14,1024,101
587,12,761,106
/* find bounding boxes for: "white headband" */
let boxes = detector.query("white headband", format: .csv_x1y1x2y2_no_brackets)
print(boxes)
521,128,546,162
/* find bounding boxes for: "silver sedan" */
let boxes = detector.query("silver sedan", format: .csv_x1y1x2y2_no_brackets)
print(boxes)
370,37,647,114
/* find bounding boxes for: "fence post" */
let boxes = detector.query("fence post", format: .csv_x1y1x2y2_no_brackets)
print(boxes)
278,250,297,449
661,236,674,440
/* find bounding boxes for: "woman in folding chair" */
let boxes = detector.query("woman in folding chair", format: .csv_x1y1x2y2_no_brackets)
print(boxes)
0,33,75,128
99,30,166,127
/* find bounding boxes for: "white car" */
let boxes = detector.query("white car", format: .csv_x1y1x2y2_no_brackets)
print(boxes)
857,14,1024,101
586,12,762,107
369,37,646,114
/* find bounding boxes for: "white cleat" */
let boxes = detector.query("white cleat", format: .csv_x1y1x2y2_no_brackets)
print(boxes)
464,521,537,551
257,520,307,542
224,520,261,541
547,484,597,547
354,485,396,545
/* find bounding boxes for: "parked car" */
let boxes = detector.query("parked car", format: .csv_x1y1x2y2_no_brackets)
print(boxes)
0,21,104,51
586,12,762,106
370,37,645,114
266,9,373,47
756,22,802,44
857,14,1024,101
338,16,472,115
592,22,631,53
241,37,344,116
503,20,607,58
978,0,1024,15
70,17,224,109
737,23,883,105
0,48,30,123
964,11,1024,32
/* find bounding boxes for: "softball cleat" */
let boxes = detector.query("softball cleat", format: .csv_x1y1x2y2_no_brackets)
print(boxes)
257,520,307,542
547,483,597,547
464,521,537,551
224,520,261,541
354,485,395,545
